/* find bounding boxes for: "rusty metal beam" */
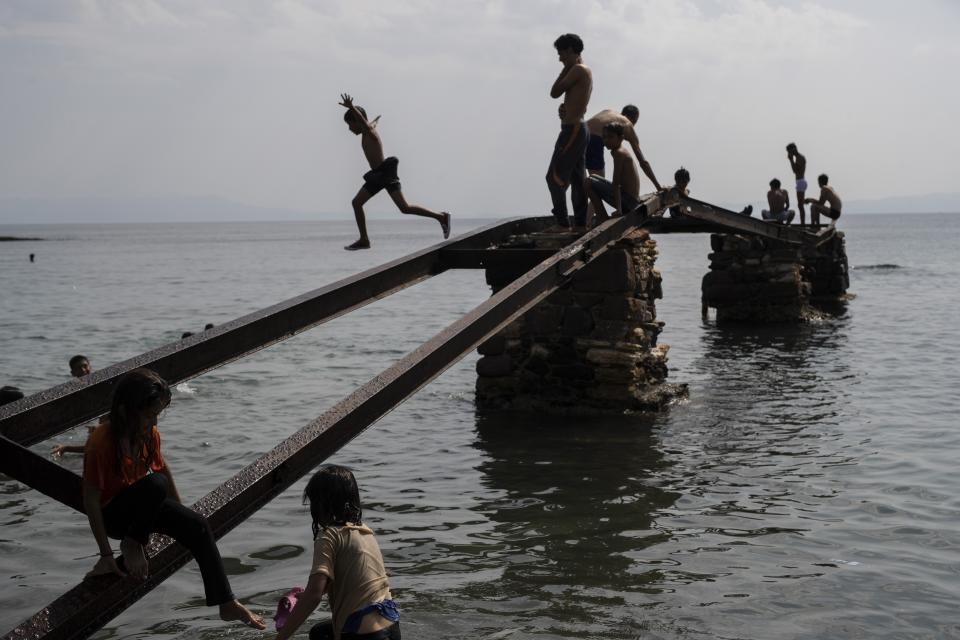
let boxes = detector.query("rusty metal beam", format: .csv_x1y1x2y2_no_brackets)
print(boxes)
0,217,551,449
0,434,84,511
2,200,655,640
678,195,815,245
438,248,557,270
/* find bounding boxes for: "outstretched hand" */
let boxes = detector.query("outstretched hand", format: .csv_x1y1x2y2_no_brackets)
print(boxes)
339,93,354,109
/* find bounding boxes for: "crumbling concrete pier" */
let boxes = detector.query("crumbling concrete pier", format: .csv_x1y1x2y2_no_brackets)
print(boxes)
701,230,850,322
476,228,687,414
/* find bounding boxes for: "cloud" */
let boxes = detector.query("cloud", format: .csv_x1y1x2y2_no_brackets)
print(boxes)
0,0,957,222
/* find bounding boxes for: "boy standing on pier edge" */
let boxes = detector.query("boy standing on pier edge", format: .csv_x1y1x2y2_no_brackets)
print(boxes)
547,33,592,231
340,93,451,251
787,143,807,225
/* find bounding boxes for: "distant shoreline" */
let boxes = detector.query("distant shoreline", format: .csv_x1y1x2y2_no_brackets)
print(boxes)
0,236,43,241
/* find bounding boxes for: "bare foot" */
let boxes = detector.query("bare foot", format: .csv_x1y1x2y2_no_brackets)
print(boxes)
344,239,371,251
220,599,267,630
121,537,148,580
85,554,126,579
440,212,451,239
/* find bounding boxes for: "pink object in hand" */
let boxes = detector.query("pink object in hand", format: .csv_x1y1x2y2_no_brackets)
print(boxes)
274,586,305,630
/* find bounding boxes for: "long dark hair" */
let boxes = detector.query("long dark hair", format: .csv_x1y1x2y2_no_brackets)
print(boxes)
303,465,363,537
108,368,171,478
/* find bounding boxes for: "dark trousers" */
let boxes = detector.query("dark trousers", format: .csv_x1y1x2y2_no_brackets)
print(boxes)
102,472,234,606
546,122,588,227
310,621,401,640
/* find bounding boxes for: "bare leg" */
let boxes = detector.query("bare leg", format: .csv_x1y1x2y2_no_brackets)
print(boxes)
220,599,267,629
584,177,608,227
585,169,604,224
388,190,450,238
797,189,806,225
810,202,822,226
121,536,148,580
347,189,373,250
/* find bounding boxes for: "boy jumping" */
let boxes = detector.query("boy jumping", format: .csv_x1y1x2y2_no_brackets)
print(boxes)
340,93,451,250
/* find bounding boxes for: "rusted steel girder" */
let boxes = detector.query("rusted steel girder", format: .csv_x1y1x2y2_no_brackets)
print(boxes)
0,216,551,449
678,195,817,245
437,248,558,270
0,434,84,511
2,199,661,640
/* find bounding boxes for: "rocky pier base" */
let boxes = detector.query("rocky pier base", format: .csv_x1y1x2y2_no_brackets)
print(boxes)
476,229,687,414
701,230,850,323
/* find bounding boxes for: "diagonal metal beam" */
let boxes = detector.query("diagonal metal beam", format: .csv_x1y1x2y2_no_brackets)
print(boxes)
0,435,84,511
0,217,551,448
678,195,816,245
2,200,658,640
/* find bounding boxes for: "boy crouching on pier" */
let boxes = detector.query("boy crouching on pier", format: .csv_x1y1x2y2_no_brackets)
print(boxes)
583,123,642,226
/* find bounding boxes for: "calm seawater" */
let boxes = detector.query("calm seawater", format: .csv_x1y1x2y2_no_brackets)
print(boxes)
1,214,959,640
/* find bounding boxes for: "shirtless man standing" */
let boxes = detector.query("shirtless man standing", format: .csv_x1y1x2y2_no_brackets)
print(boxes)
787,143,807,225
585,106,662,190
805,173,843,227
339,93,451,251
547,33,592,231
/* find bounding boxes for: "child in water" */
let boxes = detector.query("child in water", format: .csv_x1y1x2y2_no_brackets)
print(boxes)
275,465,400,640
81,368,265,629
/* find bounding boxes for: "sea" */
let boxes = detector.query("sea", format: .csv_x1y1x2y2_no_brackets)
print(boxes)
1,213,959,640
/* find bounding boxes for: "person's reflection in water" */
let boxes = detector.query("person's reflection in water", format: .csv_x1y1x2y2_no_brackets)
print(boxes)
467,411,680,633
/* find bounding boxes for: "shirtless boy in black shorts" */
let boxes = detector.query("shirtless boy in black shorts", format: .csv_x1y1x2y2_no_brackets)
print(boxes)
547,34,592,231
340,93,451,251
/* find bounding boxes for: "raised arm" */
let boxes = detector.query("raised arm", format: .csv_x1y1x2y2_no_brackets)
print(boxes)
339,93,373,133
276,571,329,640
625,128,662,191
550,62,583,99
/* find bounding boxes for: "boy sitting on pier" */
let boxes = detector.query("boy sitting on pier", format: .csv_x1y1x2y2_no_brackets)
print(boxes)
668,167,691,218
339,93,451,251
583,123,641,225
762,178,795,224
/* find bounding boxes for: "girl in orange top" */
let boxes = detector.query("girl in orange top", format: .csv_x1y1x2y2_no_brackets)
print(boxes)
82,368,265,629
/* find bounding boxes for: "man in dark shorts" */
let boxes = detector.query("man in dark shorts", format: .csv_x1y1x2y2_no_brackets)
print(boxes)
547,34,592,231
340,93,451,251
805,173,842,227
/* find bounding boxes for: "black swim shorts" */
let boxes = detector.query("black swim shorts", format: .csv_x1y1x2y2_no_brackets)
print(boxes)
585,133,605,172
362,156,401,195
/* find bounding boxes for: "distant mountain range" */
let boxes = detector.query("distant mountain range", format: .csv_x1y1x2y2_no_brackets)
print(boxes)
1,192,959,225
843,192,960,214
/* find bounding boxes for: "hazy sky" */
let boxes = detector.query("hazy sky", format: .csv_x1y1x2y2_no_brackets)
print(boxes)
1,0,958,221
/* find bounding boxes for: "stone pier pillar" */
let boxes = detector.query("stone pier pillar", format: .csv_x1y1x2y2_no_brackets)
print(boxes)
476,229,686,414
701,231,850,323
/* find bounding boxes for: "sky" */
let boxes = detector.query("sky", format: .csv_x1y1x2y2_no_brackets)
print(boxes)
1,0,959,222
